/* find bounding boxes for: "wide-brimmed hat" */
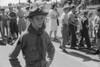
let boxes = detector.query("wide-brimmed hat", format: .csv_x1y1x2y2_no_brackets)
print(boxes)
0,7,5,10
63,5,70,10
26,8,48,18
83,10,89,15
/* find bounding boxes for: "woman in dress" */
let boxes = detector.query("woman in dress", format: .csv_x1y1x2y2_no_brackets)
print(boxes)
17,6,26,34
49,4,58,40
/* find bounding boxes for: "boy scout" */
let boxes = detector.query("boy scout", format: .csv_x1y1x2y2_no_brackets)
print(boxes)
9,8,55,67
78,10,91,49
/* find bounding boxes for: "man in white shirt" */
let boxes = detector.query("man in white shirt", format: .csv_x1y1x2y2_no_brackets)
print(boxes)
68,5,78,49
60,6,70,50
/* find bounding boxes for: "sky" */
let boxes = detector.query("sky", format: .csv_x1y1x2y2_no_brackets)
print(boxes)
0,0,27,6
0,0,61,6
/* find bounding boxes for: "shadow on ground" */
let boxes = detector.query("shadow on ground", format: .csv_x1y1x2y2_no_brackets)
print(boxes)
62,49,100,62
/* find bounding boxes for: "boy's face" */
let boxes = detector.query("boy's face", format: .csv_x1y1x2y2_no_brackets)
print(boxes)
31,15,45,28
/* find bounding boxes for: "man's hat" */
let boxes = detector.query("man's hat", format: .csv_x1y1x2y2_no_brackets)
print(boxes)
83,10,88,15
70,5,76,9
26,6,30,11
0,7,5,11
26,8,48,18
63,5,70,10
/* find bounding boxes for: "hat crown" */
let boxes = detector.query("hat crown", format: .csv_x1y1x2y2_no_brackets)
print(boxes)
27,8,48,18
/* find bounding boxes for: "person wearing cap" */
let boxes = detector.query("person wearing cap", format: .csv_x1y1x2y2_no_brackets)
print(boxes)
68,5,78,49
93,7,100,55
17,6,26,34
60,6,70,50
9,8,55,67
78,10,91,49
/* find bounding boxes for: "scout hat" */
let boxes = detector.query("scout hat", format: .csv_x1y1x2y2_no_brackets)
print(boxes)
26,8,48,18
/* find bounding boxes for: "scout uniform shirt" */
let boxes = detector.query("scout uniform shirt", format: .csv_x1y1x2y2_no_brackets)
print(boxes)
9,24,55,67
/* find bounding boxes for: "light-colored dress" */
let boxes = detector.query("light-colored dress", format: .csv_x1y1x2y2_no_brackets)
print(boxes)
17,10,26,33
49,9,58,31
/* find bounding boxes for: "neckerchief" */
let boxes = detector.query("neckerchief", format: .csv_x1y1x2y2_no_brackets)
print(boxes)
28,24,44,61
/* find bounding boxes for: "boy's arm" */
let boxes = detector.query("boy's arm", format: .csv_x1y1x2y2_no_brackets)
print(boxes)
46,34,55,64
9,37,22,67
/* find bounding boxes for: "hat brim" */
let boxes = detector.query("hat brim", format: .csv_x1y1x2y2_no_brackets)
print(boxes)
0,8,4,10
26,12,48,18
63,7,70,10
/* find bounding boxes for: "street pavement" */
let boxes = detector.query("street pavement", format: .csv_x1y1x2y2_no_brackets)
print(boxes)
0,22,100,67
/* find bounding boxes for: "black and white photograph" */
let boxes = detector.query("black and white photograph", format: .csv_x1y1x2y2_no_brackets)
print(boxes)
0,0,100,67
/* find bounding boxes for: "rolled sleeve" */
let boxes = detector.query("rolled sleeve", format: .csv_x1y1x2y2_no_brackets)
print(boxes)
46,34,55,63
9,37,22,67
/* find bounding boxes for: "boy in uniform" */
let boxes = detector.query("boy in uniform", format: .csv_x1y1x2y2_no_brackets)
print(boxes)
78,10,91,49
9,8,55,67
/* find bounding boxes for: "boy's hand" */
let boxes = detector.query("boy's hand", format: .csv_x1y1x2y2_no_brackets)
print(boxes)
46,60,51,67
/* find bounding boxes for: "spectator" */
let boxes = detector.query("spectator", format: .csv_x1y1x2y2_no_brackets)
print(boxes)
78,10,91,49
93,7,100,54
60,6,70,50
17,5,26,34
68,5,78,49
49,3,58,40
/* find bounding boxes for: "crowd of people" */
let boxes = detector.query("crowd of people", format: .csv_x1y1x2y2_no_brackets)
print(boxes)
0,5,31,45
0,2,100,67
48,3,100,55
